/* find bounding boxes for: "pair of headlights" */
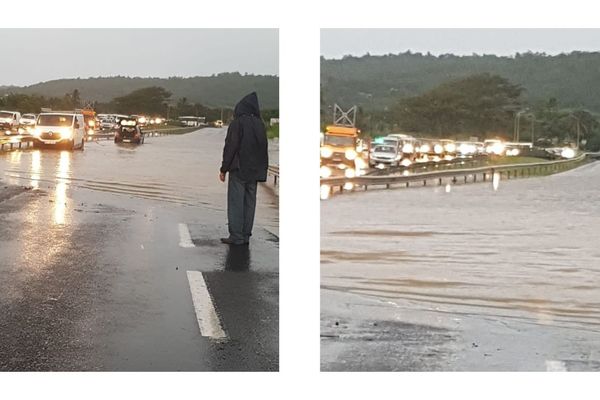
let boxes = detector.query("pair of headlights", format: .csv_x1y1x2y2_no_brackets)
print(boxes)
32,127,73,139
320,147,357,161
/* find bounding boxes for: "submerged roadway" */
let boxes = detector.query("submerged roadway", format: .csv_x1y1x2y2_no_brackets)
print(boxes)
321,161,600,371
0,127,279,371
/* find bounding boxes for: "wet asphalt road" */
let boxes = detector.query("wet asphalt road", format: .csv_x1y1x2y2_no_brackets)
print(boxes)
0,128,278,371
321,161,600,371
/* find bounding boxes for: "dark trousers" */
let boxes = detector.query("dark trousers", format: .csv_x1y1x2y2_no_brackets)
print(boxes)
227,170,257,244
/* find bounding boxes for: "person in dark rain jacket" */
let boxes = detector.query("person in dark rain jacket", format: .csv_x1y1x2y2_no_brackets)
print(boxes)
219,92,269,245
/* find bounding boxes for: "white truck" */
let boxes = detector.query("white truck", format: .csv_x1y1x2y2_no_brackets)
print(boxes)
0,110,22,135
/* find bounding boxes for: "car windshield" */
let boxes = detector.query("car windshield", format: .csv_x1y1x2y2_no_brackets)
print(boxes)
0,112,15,118
374,145,396,154
324,135,355,147
23,114,35,119
383,139,398,146
37,114,73,127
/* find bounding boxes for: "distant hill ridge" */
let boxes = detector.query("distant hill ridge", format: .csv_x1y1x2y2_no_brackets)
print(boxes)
321,51,600,112
0,73,279,109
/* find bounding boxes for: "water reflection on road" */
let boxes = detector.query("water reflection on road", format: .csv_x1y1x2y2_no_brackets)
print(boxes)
0,129,278,230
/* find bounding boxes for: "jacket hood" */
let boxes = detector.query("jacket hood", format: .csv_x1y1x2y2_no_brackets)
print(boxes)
234,92,261,118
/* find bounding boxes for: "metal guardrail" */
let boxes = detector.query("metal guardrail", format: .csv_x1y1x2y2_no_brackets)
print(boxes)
267,165,279,186
86,131,114,141
367,155,488,176
144,126,203,136
0,126,202,148
321,153,587,194
0,135,34,151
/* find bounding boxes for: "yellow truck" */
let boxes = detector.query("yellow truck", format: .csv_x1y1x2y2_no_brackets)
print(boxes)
319,124,369,179
78,108,97,136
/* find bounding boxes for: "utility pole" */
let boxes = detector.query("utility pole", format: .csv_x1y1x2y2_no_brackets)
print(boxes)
569,114,581,149
514,110,527,142
530,114,535,145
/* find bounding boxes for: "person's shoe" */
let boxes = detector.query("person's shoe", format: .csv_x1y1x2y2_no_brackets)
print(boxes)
220,237,247,245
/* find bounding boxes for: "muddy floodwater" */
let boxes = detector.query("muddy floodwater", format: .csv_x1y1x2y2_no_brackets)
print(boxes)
321,161,600,371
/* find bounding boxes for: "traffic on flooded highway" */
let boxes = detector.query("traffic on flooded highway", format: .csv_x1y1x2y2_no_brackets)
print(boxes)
320,29,600,372
320,108,583,200
0,28,279,372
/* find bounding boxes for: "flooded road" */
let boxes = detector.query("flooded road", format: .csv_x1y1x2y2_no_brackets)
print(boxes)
0,128,278,371
321,161,600,371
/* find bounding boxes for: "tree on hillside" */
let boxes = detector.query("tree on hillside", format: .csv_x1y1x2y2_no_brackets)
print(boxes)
72,89,81,108
321,51,600,113
392,74,523,137
112,87,172,115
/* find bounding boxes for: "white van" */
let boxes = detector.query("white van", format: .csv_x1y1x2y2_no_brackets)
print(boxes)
33,112,86,150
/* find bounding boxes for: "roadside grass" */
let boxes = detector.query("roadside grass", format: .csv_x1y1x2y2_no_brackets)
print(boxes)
267,124,279,139
485,156,549,165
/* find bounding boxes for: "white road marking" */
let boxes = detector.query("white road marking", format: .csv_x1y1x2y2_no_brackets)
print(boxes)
178,223,195,248
186,271,227,340
140,244,144,250
545,360,567,371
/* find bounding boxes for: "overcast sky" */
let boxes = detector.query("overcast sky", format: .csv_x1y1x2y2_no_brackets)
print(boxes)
321,29,600,58
1,29,278,86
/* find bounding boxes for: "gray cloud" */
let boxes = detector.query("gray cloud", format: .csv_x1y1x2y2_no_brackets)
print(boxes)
1,29,278,86
321,28,600,58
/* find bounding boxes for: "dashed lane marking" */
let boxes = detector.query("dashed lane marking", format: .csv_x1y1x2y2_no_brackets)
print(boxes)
178,223,195,248
186,271,227,340
546,360,567,372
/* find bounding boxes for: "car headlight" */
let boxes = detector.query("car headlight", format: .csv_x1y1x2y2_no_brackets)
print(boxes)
60,127,73,139
561,148,575,159
344,168,356,178
320,184,331,200
492,143,505,155
420,144,430,153
355,157,367,170
320,165,332,178
402,143,414,153
400,158,412,167
345,149,357,160
434,144,443,154
32,128,41,137
155,118,162,124
320,147,333,158
444,143,456,153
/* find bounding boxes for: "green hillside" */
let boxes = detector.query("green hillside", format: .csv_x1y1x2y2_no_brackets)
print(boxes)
321,52,600,112
0,73,279,109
